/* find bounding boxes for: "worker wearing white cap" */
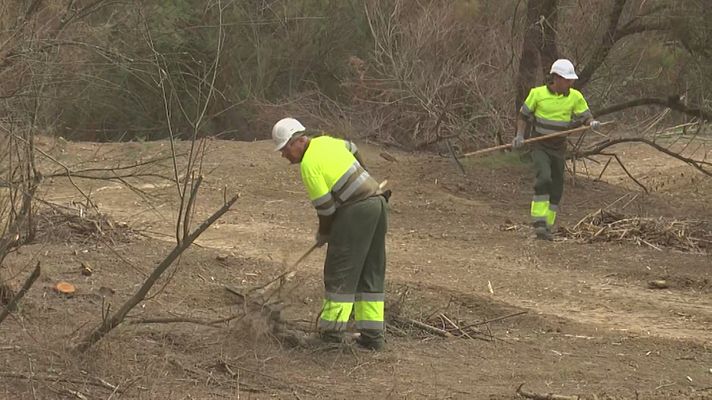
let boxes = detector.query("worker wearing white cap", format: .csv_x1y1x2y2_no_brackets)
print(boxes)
513,59,601,240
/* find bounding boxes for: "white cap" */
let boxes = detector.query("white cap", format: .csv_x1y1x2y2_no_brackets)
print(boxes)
550,59,578,80
271,118,306,151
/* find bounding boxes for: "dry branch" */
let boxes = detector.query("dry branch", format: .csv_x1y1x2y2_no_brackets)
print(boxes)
391,316,453,338
75,192,239,352
0,371,119,392
0,262,40,325
596,96,712,122
516,383,581,400
578,137,712,177
601,153,648,192
460,310,528,330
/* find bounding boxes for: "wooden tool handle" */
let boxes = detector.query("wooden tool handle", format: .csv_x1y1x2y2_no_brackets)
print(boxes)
461,121,614,158
291,242,320,268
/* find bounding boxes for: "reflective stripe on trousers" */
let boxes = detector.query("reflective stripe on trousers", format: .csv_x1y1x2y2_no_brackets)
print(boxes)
318,292,385,331
354,292,385,331
546,204,559,228
318,293,354,331
530,194,549,224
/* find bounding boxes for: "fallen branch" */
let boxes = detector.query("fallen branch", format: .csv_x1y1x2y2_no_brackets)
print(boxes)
440,313,474,340
0,262,40,325
460,310,528,330
516,383,581,400
393,316,453,338
128,312,244,327
379,151,399,162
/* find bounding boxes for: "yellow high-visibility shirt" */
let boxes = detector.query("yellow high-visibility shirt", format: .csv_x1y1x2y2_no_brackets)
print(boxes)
520,85,593,150
300,136,378,216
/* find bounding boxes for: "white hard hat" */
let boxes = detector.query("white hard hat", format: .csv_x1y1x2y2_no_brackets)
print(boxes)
550,59,578,80
272,118,306,151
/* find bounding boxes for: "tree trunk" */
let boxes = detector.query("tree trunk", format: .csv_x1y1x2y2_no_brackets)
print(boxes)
515,0,559,112
575,0,627,89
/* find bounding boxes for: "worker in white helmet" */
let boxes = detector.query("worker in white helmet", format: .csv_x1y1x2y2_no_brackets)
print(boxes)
513,59,601,240
272,118,389,351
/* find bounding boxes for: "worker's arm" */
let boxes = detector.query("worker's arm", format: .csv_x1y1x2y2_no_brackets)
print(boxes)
316,214,334,243
512,114,528,149
514,89,538,149
574,93,600,128
353,151,368,171
302,170,336,247
516,115,529,137
345,140,368,171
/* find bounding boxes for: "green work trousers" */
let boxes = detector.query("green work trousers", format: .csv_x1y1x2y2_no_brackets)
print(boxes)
319,195,388,342
530,146,565,229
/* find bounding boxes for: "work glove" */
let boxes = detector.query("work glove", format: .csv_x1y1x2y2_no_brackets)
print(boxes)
512,133,525,149
315,232,329,248
589,120,602,129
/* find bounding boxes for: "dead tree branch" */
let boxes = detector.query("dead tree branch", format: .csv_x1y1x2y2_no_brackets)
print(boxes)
0,371,119,392
603,153,649,192
516,383,581,400
74,192,239,353
575,0,626,89
596,96,712,121
578,137,712,177
460,311,528,330
0,262,40,325
392,316,454,338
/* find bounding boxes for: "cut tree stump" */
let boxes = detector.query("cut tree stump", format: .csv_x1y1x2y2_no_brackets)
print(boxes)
54,281,76,296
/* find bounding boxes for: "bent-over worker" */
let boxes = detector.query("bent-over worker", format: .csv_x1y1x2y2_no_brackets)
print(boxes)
272,117,389,351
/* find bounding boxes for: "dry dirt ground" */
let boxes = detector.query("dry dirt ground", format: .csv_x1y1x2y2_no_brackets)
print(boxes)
1,135,711,399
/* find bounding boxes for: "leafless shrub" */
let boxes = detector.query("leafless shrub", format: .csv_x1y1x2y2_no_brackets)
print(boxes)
75,0,240,352
333,0,517,150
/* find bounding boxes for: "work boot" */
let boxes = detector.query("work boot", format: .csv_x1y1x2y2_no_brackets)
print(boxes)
534,225,553,241
300,331,348,349
356,330,385,352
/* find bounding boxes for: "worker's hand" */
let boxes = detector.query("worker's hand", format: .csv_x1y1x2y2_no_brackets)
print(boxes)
315,232,329,248
589,120,602,129
512,133,525,149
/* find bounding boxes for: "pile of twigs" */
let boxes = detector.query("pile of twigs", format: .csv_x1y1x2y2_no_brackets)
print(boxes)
561,209,712,254
34,205,136,245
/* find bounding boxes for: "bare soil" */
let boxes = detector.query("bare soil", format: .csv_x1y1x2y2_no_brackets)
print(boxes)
1,136,711,399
